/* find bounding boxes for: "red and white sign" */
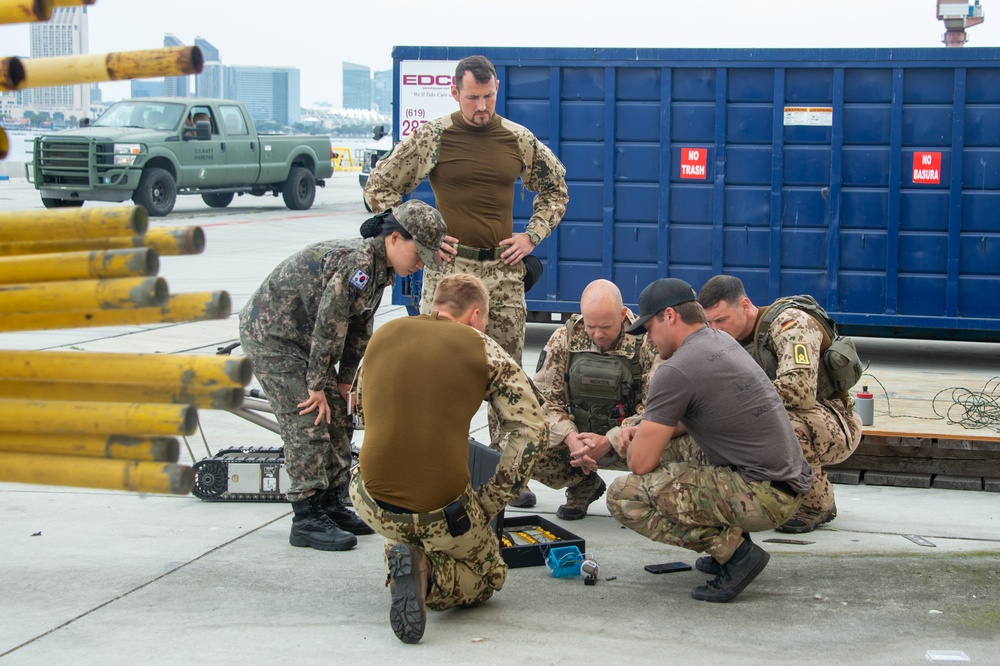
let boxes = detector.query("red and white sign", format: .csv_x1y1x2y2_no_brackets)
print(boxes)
912,152,942,184
679,148,708,180
398,60,459,138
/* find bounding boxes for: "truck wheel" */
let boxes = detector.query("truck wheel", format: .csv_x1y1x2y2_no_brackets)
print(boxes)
41,198,85,208
133,167,177,217
282,166,315,210
202,192,234,208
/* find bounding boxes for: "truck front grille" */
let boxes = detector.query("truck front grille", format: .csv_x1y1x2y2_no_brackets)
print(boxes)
36,139,115,186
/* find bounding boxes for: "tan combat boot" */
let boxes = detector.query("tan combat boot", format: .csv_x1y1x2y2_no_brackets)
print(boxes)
387,543,431,644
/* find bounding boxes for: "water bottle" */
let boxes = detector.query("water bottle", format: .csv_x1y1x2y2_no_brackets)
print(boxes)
856,384,874,426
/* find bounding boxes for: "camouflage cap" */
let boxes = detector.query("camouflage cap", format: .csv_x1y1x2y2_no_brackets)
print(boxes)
393,199,448,268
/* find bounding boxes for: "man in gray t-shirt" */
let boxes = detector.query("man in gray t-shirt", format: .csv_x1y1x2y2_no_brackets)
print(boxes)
593,278,812,603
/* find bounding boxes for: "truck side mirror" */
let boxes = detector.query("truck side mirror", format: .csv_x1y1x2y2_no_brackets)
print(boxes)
372,124,387,141
195,120,211,140
79,118,90,127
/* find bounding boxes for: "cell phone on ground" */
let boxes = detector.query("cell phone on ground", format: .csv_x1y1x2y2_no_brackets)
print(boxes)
643,561,693,574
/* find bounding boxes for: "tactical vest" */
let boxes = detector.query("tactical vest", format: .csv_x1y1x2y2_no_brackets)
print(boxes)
564,319,644,434
748,295,862,401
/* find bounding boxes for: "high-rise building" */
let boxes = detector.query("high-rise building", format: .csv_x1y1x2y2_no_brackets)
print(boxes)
226,65,300,125
343,62,371,110
198,62,226,99
26,7,90,113
194,37,224,98
193,36,219,63
130,80,165,98
162,33,189,97
372,69,393,113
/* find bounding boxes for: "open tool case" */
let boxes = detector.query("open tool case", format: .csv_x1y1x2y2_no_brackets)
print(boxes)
469,439,586,569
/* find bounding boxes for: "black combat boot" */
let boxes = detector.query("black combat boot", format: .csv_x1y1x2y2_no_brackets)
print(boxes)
695,532,752,574
289,493,358,551
321,487,375,535
690,537,770,603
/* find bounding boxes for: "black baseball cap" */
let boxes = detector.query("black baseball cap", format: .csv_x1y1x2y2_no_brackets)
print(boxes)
624,278,698,335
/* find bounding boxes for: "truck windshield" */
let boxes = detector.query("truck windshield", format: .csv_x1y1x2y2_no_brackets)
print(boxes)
93,102,186,131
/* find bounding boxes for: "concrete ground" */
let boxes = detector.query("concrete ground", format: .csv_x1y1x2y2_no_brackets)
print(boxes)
1,175,998,665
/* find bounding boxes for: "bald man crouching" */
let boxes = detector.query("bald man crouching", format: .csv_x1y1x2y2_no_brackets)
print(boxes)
529,279,661,520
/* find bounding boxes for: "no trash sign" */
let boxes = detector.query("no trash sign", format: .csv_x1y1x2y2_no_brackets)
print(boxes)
680,148,707,180
913,151,941,184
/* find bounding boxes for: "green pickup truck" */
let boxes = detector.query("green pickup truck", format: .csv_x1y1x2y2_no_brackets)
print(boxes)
29,98,333,216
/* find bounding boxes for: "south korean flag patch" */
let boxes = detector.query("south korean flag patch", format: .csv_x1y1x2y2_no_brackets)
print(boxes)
349,269,370,291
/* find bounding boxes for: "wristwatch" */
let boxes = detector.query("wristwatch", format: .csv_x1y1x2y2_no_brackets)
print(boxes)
525,229,542,246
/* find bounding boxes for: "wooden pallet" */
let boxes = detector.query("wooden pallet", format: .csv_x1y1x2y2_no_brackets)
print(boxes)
828,428,1000,492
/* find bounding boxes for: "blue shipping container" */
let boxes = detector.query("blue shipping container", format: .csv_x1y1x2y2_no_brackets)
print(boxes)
389,47,1000,340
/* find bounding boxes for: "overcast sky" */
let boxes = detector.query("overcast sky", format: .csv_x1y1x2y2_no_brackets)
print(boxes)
2,0,999,108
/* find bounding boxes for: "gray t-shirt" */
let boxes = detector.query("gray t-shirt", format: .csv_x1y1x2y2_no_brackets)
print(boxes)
643,326,813,494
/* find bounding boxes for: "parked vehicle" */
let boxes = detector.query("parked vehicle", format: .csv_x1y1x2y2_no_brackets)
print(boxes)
28,98,333,216
389,46,1000,340
358,124,392,212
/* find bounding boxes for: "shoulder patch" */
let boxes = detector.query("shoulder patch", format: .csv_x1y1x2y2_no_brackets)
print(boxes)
349,269,370,291
792,343,810,366
780,318,797,331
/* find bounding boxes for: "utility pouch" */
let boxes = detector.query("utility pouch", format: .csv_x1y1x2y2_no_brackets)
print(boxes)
444,499,471,537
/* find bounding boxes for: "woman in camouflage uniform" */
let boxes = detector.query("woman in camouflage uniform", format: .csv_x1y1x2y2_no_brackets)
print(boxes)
239,200,447,552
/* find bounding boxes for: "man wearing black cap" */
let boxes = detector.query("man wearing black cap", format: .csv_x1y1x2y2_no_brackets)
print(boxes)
600,278,813,603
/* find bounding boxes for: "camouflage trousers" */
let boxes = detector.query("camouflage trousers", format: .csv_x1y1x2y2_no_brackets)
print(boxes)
239,334,353,502
606,435,802,563
789,398,863,519
530,441,628,491
420,252,526,447
350,468,507,610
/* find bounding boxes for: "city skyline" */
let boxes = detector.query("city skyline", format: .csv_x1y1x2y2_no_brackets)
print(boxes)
3,0,999,109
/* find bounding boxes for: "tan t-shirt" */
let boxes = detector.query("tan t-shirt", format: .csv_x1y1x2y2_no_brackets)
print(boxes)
427,111,525,248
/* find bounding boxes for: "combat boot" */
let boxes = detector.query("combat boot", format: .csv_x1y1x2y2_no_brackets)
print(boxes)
691,538,770,603
387,543,431,644
556,474,607,521
289,494,358,551
321,488,375,535
776,503,837,534
508,484,536,508
696,532,752,574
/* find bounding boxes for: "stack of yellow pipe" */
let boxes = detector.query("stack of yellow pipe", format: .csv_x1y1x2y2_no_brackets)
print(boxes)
0,206,242,494
0,3,227,495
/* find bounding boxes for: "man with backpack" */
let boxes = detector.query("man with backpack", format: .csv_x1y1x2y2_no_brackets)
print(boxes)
698,276,864,534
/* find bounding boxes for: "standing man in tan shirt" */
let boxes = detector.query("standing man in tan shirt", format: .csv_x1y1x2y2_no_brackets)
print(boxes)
364,56,568,503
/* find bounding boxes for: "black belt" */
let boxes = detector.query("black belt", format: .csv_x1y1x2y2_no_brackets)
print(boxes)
770,480,798,497
454,244,504,261
355,476,474,526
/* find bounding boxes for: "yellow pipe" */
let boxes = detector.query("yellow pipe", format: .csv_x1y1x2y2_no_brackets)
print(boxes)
0,290,231,331
0,248,158,284
16,46,203,91
0,398,198,436
51,0,96,6
0,126,7,160
0,206,147,242
0,433,179,462
0,57,25,92
0,379,244,410
0,348,251,387
0,226,204,257
0,452,193,495
0,276,168,313
145,226,205,255
0,0,51,25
